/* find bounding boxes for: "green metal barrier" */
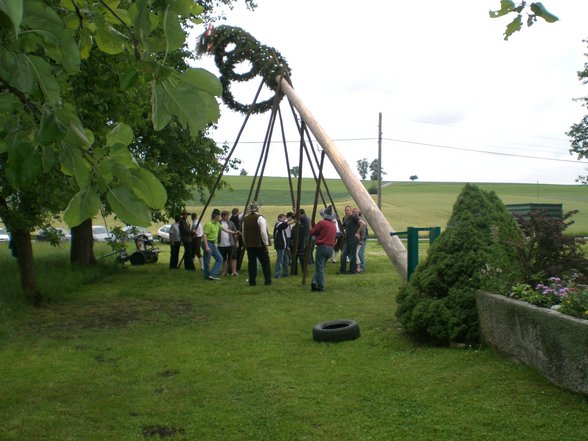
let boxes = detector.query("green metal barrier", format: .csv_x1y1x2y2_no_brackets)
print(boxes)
391,227,441,280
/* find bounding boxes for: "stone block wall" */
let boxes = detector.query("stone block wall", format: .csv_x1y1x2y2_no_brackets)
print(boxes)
476,291,588,395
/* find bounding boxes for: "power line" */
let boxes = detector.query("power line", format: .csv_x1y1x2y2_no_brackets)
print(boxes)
388,123,572,156
395,117,571,144
381,137,588,164
215,136,588,164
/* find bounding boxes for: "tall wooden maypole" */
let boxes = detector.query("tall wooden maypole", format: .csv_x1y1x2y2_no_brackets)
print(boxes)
279,78,408,280
200,26,408,279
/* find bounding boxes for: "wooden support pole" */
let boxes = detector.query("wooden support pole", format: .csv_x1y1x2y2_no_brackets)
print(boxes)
278,77,408,280
377,112,382,210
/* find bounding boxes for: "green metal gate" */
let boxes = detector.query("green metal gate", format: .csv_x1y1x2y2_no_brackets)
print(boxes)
391,227,441,280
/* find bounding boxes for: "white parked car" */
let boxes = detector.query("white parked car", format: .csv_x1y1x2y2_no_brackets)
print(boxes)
0,227,9,242
157,225,171,243
59,228,71,241
123,225,153,241
92,225,113,242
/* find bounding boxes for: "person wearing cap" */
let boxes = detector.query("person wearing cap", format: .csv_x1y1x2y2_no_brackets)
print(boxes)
309,205,338,292
242,201,272,286
202,208,239,280
179,209,195,270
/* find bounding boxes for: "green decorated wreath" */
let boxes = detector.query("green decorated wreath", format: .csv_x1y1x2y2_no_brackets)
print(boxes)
197,25,291,114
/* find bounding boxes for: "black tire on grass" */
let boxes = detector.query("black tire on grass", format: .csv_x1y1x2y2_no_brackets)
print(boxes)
312,319,360,342
130,252,146,266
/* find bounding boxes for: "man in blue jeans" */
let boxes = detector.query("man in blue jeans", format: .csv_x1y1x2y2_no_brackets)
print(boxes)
202,208,239,280
338,205,366,275
309,205,337,292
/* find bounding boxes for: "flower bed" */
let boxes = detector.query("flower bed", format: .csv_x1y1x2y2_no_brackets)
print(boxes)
509,277,588,319
476,291,588,395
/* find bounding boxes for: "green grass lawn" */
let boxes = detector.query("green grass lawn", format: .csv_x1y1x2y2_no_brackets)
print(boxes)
382,181,588,235
0,242,586,440
193,178,588,236
1,180,587,439
6,179,584,237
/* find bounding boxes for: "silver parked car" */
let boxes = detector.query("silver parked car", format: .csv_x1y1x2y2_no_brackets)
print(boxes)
92,225,113,242
157,225,171,243
123,226,153,241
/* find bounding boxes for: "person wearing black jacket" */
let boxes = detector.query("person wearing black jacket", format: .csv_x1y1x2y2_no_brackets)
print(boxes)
290,210,309,275
179,210,195,270
338,205,366,275
230,207,245,272
273,214,291,278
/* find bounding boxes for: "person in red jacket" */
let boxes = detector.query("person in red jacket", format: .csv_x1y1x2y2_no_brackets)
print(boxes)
309,205,337,292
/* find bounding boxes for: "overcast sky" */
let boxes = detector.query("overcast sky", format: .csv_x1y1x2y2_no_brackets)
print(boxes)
191,0,588,185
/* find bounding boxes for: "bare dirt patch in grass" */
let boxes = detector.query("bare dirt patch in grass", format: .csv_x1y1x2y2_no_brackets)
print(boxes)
142,425,185,438
17,299,207,338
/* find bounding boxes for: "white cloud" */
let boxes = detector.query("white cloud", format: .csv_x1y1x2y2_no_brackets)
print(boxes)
192,0,588,184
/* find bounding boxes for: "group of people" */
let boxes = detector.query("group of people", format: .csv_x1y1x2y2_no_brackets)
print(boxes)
336,206,368,275
168,202,369,292
272,204,368,291
169,208,243,279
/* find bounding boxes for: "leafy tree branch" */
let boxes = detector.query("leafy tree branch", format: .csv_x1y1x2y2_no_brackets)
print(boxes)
489,1,558,40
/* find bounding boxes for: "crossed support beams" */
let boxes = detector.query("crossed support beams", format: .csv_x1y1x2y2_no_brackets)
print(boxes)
278,76,409,280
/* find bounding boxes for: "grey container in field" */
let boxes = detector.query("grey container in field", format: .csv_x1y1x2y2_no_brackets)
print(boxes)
505,203,563,221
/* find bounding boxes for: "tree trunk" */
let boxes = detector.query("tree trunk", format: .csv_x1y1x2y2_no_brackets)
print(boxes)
70,218,96,265
13,229,43,305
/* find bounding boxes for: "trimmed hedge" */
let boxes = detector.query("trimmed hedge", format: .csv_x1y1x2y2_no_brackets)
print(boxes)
396,184,525,345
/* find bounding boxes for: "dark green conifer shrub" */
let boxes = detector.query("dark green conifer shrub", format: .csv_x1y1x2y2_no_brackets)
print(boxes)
395,184,525,345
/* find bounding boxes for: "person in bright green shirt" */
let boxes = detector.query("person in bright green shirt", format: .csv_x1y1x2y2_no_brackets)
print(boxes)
202,208,238,280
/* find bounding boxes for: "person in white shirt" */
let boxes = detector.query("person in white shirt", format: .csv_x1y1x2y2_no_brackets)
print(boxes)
190,212,204,269
219,210,238,276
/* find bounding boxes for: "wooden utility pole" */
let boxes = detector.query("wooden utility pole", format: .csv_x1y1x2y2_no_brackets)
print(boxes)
377,112,382,210
278,77,408,280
